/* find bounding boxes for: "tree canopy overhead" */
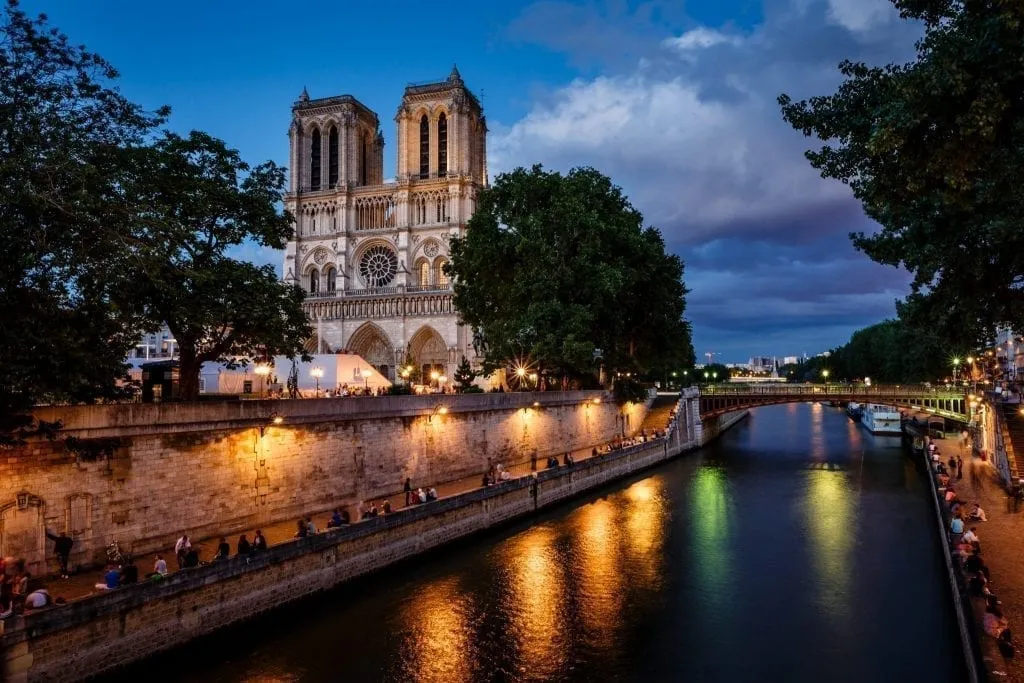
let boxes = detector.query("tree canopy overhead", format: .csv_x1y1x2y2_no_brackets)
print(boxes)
447,165,694,383
0,0,309,417
779,0,1024,347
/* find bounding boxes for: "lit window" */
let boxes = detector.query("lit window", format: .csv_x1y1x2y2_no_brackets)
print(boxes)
419,261,431,286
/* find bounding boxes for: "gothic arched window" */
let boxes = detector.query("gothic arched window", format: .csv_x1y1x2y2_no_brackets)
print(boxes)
438,113,448,177
435,258,450,287
325,266,337,293
309,268,320,294
328,126,339,188
310,128,322,191
419,114,429,179
419,260,431,286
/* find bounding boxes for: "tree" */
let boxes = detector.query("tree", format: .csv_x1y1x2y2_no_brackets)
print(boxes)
448,165,694,384
398,354,420,384
0,1,167,423
453,356,477,392
123,131,311,399
779,1,1024,347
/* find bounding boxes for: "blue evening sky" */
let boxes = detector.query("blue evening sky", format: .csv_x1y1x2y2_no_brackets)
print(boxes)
25,0,918,363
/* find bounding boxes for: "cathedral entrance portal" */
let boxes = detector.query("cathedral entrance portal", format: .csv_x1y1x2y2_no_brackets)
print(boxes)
348,323,395,380
408,326,448,382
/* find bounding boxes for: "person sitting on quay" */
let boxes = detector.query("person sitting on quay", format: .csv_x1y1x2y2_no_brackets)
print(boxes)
151,554,169,578
237,534,252,555
417,487,427,504
295,519,309,538
968,503,988,522
963,526,980,546
95,564,121,591
183,545,201,569
546,456,559,469
23,588,52,612
482,472,492,487
969,570,993,597
120,560,138,585
382,500,393,514
945,487,958,504
985,606,1010,640
949,515,965,547
361,503,378,520
499,468,512,482
214,537,231,562
327,509,345,528
305,517,318,535
965,546,991,581
253,530,268,551
427,487,438,501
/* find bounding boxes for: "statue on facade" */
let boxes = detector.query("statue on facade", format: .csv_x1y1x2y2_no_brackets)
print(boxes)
472,328,488,358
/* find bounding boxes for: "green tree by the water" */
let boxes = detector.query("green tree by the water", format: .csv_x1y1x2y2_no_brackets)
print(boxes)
780,0,1024,349
447,165,694,385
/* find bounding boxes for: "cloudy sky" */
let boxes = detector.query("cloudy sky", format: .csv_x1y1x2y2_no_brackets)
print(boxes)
29,0,923,362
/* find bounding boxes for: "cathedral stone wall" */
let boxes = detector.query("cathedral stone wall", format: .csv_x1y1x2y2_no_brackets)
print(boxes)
0,393,646,577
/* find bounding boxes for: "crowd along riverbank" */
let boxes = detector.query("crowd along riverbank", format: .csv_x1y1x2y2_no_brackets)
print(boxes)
0,392,747,682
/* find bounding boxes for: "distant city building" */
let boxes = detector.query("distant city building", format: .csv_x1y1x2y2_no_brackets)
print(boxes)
283,67,488,381
783,356,799,366
748,356,775,373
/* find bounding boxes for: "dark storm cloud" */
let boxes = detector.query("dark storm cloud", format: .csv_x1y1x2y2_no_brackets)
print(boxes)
492,0,921,360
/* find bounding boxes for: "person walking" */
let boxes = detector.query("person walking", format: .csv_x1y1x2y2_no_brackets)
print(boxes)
956,454,964,481
45,530,74,579
404,477,413,506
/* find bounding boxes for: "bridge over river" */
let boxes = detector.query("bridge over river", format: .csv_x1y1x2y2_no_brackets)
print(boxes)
698,383,969,422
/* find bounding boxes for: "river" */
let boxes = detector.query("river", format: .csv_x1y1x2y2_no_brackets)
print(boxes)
115,403,966,682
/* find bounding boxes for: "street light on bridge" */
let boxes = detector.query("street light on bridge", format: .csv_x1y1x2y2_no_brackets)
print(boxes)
309,366,324,397
821,369,830,383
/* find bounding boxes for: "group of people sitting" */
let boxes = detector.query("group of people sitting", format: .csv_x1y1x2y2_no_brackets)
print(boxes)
933,442,1015,659
0,557,63,618
403,477,441,503
483,463,516,485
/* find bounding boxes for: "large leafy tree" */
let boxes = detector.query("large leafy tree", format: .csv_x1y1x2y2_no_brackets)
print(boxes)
0,1,167,423
448,165,693,384
124,132,310,399
779,0,1024,347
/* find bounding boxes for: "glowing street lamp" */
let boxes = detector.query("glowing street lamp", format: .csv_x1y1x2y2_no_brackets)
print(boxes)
821,369,830,383
309,366,324,397
254,363,271,398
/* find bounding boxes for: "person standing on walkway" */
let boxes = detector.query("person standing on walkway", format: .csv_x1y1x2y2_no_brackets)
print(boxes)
45,530,74,579
174,534,191,569
956,455,964,480
404,477,413,506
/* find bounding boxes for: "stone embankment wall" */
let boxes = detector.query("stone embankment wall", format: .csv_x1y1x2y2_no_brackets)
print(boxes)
0,392,649,576
2,396,749,683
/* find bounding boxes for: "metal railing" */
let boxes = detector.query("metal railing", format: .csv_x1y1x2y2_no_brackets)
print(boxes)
699,383,965,399
303,284,451,300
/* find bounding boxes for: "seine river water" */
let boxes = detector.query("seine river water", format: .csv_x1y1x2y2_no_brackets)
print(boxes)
120,403,966,683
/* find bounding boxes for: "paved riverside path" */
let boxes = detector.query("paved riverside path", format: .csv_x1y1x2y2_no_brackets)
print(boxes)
945,440,1024,681
41,438,658,603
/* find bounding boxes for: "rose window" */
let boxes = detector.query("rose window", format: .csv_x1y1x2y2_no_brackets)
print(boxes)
359,245,398,287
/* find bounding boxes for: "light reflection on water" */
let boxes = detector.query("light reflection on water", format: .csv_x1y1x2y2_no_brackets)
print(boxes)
118,404,965,683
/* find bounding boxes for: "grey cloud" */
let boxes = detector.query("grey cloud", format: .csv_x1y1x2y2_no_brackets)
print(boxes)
493,0,921,359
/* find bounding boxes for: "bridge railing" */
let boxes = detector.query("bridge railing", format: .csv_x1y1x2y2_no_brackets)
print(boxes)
699,383,965,399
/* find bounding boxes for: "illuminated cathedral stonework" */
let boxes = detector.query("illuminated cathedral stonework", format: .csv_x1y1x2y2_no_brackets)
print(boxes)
283,67,487,380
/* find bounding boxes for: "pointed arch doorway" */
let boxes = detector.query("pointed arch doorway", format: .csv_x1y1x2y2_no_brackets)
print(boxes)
348,323,395,381
408,326,448,382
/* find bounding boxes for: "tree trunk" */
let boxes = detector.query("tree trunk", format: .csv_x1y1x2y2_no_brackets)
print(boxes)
178,346,201,401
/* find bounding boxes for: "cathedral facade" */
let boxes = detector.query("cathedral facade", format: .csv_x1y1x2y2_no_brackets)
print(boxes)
283,67,487,382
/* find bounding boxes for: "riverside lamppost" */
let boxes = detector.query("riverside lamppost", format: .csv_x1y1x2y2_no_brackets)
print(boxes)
310,366,323,397
822,369,830,384
254,363,271,398
952,357,961,382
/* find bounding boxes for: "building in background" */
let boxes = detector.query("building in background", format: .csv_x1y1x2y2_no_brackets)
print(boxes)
283,67,488,382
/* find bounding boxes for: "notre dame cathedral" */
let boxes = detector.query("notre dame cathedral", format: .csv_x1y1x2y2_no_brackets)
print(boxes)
283,67,487,381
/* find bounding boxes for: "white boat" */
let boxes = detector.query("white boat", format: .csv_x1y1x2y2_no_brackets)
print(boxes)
861,404,902,434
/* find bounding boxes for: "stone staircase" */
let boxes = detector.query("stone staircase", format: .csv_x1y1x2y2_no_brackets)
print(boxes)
638,394,679,434
999,403,1024,481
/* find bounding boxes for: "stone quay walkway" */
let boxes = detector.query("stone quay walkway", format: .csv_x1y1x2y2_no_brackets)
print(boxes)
938,439,1024,681
35,437,665,604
